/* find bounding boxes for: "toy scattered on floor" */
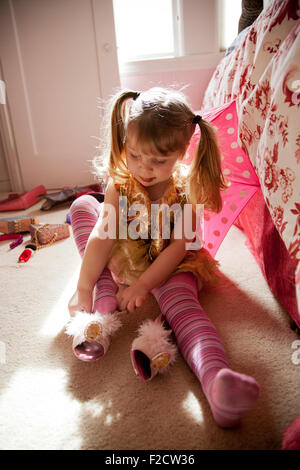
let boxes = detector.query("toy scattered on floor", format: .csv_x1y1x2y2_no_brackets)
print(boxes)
0,216,39,234
0,184,104,212
0,233,23,249
18,223,70,263
29,223,70,245
38,184,104,210
0,216,35,254
18,244,36,263
0,185,46,211
0,215,71,262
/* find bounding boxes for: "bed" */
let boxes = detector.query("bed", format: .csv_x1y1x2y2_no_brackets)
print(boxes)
200,0,300,328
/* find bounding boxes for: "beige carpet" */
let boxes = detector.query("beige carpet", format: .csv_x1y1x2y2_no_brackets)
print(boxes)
0,194,299,450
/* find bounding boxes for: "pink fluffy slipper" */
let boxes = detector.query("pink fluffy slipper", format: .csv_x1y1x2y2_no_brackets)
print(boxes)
65,311,122,362
282,414,300,450
131,316,177,381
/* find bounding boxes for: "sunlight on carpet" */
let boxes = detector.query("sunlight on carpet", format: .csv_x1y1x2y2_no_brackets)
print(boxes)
83,398,105,418
38,264,80,337
0,367,82,449
82,398,122,428
182,391,203,424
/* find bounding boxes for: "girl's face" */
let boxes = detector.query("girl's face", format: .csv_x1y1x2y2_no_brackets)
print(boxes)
125,131,183,189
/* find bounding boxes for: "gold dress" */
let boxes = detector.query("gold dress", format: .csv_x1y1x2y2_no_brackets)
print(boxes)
107,173,219,289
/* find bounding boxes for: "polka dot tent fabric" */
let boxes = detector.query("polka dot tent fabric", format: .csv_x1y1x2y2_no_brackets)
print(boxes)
185,100,260,259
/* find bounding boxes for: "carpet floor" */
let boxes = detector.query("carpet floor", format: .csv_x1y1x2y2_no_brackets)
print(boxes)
0,196,299,450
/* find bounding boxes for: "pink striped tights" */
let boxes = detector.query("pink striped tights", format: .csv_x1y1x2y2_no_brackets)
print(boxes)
70,195,259,428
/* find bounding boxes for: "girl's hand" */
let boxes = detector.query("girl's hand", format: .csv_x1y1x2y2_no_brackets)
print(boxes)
68,287,93,317
116,281,149,313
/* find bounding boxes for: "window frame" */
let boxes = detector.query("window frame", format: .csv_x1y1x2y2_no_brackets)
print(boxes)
115,0,233,76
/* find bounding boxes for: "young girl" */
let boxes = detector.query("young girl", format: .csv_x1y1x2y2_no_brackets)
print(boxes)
66,87,260,428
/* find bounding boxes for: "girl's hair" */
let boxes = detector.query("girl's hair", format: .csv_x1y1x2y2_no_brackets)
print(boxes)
94,87,227,213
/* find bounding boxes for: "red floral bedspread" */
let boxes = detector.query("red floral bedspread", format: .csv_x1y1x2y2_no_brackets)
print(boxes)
202,0,300,322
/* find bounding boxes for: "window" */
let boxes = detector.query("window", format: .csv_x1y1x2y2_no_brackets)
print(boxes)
112,0,177,64
113,0,243,73
219,0,242,51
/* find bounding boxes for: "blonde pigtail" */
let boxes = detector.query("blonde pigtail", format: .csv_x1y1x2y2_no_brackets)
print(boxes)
188,119,227,213
108,90,138,183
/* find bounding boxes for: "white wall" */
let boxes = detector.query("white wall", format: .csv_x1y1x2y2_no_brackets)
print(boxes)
0,0,236,191
0,0,120,191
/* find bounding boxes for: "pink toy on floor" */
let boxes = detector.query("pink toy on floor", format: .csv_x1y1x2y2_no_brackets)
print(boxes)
0,185,46,211
282,414,300,450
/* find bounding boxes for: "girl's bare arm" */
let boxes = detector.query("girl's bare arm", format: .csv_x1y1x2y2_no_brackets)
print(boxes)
138,239,187,290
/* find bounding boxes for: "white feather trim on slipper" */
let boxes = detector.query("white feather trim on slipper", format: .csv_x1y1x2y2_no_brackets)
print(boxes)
65,311,122,350
132,319,177,368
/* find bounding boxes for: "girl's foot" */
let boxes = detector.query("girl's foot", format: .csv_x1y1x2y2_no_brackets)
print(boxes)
209,368,260,428
131,317,177,381
65,311,122,362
